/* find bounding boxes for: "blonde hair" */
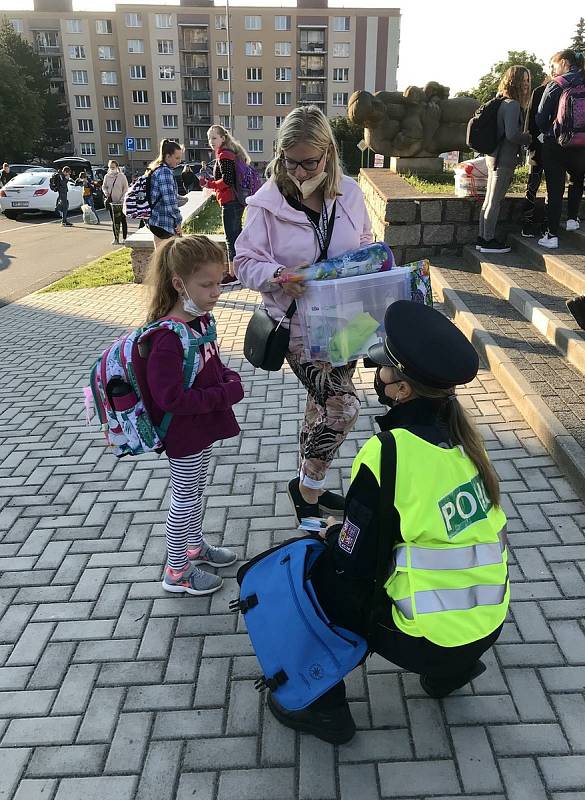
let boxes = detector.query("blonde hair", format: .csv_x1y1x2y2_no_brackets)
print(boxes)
145,235,226,323
389,368,501,507
497,66,531,108
148,138,183,172
267,106,344,200
207,125,251,164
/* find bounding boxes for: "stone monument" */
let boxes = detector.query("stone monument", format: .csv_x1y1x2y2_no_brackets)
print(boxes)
348,82,479,175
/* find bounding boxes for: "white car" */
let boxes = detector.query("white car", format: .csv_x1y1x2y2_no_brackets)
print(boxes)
0,171,83,219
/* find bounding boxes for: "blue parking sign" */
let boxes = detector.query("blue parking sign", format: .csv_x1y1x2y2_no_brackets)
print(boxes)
126,137,135,152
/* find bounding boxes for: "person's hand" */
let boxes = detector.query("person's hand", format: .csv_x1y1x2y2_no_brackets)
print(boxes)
279,265,308,298
319,515,338,539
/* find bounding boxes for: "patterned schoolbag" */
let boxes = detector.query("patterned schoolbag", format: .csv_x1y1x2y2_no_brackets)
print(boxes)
234,159,262,206
553,74,585,148
85,317,217,457
123,165,163,220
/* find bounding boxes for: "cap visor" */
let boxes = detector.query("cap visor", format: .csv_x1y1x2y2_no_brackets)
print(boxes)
367,342,393,366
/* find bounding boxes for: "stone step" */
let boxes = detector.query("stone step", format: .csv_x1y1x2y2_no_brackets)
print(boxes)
430,261,585,497
508,233,585,297
462,246,585,379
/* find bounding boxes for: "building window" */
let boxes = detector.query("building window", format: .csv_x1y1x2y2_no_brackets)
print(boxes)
77,119,94,132
332,92,349,107
108,143,122,156
101,71,118,85
72,70,88,84
128,39,144,54
157,39,174,55
125,13,142,28
333,42,350,58
299,30,325,51
247,115,263,130
106,119,122,132
68,45,86,60
245,41,262,57
246,67,262,81
133,114,149,128
80,143,96,156
65,20,82,34
155,14,172,29
275,15,291,31
247,91,263,106
162,115,178,128
215,14,227,30
275,92,291,106
36,31,59,50
129,65,146,80
275,67,291,81
132,90,148,103
9,19,23,33
334,16,351,32
135,138,151,151
274,41,292,57
333,67,349,82
159,65,176,80
245,15,262,30
161,90,177,104
218,115,230,128
216,41,232,56
103,95,120,109
74,95,91,108
275,115,285,129
96,19,112,35
218,91,231,105
217,67,229,81
248,139,263,153
98,46,115,60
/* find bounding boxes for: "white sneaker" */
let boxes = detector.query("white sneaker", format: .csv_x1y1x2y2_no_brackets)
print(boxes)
566,219,580,232
538,233,559,249
111,238,119,245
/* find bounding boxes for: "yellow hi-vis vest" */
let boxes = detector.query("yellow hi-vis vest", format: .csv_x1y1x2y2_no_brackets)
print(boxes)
352,428,508,647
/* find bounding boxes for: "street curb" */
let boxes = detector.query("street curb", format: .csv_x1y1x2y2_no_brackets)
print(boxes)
431,264,585,500
462,246,585,380
509,233,585,297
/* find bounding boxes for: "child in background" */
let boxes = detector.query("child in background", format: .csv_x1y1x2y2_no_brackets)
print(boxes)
134,235,244,595
198,160,214,181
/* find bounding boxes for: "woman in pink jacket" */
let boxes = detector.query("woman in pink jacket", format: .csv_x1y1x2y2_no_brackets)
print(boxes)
234,105,373,524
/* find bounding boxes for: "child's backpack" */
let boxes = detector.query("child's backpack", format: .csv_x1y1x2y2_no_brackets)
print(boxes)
85,317,217,457
466,97,505,155
235,159,262,206
553,75,585,148
229,536,368,711
123,173,153,220
49,172,61,193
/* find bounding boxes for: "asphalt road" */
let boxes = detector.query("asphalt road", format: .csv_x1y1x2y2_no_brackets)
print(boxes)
0,208,138,306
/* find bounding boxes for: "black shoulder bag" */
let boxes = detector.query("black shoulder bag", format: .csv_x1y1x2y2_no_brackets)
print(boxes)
243,200,336,371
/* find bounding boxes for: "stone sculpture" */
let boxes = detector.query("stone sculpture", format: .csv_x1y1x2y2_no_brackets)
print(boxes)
348,83,479,158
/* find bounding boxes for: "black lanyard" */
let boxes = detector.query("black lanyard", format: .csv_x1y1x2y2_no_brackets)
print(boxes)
305,200,335,261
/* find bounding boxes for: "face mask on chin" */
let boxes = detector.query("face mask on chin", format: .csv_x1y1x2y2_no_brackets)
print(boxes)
179,280,206,318
289,170,327,200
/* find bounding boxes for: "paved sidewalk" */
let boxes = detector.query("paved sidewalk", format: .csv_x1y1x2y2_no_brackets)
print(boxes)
0,283,584,800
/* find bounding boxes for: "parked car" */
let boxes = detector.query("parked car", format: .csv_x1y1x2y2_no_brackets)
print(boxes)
0,171,83,219
52,158,105,208
9,164,38,176
25,166,54,172
173,162,203,195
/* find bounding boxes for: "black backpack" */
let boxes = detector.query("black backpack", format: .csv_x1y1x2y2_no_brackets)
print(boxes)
49,172,61,192
466,97,505,155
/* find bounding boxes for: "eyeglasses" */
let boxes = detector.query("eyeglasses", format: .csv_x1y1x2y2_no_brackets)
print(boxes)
281,153,324,172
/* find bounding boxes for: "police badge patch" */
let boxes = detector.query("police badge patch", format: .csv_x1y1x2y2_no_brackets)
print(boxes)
338,518,360,554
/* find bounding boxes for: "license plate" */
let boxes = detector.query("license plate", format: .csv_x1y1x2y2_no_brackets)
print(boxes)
11,201,29,208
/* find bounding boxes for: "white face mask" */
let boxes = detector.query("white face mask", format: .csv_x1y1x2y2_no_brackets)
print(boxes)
179,280,206,318
289,170,327,200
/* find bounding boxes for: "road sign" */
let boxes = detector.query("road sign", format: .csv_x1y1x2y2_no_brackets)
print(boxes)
126,137,135,152
374,153,384,168
357,139,368,152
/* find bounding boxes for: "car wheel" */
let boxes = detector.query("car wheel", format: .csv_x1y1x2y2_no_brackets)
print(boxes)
3,210,18,220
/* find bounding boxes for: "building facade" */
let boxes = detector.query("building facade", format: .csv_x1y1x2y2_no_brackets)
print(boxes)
6,0,400,167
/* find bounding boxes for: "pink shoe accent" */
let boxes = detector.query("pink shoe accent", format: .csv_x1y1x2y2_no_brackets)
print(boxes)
187,547,202,560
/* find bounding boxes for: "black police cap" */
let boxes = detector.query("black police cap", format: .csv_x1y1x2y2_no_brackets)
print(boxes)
368,301,479,389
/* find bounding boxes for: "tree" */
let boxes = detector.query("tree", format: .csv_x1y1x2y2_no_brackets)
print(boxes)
329,116,363,175
462,51,546,104
570,17,585,52
0,52,44,160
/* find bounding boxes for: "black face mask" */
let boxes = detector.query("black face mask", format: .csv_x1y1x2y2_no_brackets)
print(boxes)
374,368,401,408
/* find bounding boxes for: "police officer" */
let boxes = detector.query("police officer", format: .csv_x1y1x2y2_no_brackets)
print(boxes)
267,301,509,745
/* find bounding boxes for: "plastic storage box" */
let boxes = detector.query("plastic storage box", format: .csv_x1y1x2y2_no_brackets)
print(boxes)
297,267,411,366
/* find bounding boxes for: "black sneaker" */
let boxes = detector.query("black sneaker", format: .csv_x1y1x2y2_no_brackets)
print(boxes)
567,296,585,331
420,659,486,699
267,692,356,745
287,477,321,525
479,239,511,254
475,236,486,251
318,489,345,514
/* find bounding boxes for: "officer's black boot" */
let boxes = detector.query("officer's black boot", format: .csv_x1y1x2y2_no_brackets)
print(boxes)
267,692,356,745
567,296,585,331
420,659,486,699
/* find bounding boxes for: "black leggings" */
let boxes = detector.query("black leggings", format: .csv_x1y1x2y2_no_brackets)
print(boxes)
542,139,585,235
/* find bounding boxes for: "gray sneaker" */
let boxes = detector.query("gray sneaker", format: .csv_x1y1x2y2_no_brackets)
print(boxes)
162,564,223,596
188,541,237,568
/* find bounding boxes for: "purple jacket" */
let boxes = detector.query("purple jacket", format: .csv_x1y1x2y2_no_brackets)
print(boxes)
134,315,243,458
234,175,373,339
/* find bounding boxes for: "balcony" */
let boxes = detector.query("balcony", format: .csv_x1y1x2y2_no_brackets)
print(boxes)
298,91,326,103
181,67,209,77
36,44,60,54
180,38,209,52
297,43,326,54
297,69,326,79
184,116,211,126
183,90,211,101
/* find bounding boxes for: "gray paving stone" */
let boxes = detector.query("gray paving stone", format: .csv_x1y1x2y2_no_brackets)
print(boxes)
261,699,296,766
0,747,30,799
7,622,54,666
193,657,229,706
452,726,502,792
226,680,260,735
52,619,115,642
0,689,55,717
104,712,152,775
0,666,33,691
0,605,34,643
13,779,58,800
339,729,412,762
367,672,407,728
152,708,223,739
98,660,165,687
217,768,295,800
378,760,460,796
183,736,258,770
549,620,585,663
539,756,585,790
175,772,216,800
499,758,548,800
31,602,93,623
490,723,570,755
3,715,79,747
443,694,518,724
124,683,193,711
52,663,99,715
550,693,585,751
77,687,124,743
505,667,556,721
73,639,138,663
407,698,451,758
299,734,336,800
540,666,585,691
339,763,380,800
54,776,137,800
137,617,175,660
135,740,181,800
26,744,107,777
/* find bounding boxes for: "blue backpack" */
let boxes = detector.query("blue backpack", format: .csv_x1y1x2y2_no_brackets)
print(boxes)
230,536,368,711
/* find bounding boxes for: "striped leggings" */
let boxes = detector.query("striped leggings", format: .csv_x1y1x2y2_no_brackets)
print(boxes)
165,446,212,571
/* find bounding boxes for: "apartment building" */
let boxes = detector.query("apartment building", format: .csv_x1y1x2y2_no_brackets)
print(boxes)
6,0,400,167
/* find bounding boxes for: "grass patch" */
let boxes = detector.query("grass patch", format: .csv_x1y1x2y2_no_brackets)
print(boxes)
183,197,224,235
41,247,133,293
403,165,530,195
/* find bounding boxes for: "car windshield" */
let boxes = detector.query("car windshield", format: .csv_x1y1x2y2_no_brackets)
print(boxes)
9,174,48,186
25,167,53,172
